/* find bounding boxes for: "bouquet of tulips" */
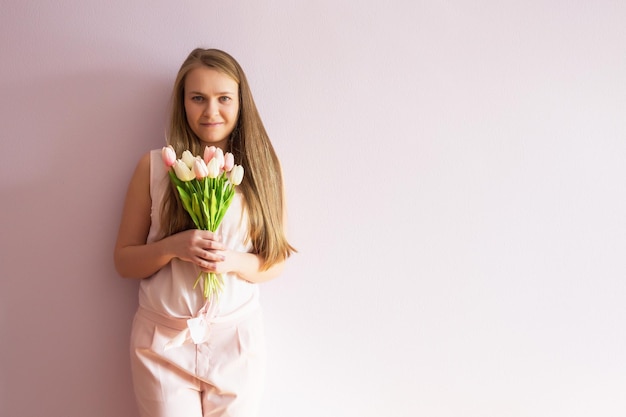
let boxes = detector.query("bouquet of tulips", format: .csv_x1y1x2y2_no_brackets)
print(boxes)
162,145,244,299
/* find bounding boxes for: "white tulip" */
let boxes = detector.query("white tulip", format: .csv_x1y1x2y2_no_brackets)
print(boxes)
181,150,196,169
229,165,244,185
207,158,221,179
173,159,195,181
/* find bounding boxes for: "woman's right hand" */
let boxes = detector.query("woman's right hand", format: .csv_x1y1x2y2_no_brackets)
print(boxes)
167,229,226,272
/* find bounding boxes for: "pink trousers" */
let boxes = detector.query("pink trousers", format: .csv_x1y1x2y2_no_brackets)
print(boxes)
129,306,266,417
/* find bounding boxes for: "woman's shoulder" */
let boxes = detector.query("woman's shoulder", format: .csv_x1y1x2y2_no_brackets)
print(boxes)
138,149,167,172
129,150,162,185
129,151,150,180
127,151,150,178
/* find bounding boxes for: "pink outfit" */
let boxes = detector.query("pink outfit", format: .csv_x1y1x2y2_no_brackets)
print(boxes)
130,149,265,417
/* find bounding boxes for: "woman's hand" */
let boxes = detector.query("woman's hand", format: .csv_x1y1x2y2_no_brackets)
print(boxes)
167,230,287,283
212,250,286,283
168,229,226,272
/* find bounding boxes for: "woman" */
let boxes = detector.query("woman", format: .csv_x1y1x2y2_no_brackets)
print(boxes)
114,48,295,417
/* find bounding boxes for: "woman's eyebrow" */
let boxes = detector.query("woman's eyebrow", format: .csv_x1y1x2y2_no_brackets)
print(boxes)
187,90,236,95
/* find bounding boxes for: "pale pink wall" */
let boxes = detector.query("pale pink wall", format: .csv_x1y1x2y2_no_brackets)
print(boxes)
2,1,626,417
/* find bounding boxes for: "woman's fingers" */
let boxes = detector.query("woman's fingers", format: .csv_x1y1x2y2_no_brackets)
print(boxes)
174,229,226,268
202,238,225,251
191,230,225,250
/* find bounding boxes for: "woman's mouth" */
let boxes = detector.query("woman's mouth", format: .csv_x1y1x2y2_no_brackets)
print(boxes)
201,121,222,127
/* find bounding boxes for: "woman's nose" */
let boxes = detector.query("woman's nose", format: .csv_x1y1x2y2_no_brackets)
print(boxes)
203,99,218,116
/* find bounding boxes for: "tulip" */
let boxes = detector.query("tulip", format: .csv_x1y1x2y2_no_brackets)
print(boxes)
229,165,244,185
161,146,176,167
173,159,195,181
223,152,234,172
181,150,196,169
214,148,225,169
193,158,209,179
203,146,216,164
207,158,221,179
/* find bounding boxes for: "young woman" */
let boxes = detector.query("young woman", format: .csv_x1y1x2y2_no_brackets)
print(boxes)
114,48,294,417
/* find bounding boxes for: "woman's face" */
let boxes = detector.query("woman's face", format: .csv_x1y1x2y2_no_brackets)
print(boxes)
184,66,240,150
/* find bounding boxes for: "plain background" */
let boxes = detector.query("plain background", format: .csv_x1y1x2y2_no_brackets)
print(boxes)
1,1,625,416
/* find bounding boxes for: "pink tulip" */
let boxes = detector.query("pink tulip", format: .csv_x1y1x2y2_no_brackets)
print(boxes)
161,146,176,167
203,146,216,164
214,148,225,169
193,158,209,179
223,152,234,172
229,165,244,185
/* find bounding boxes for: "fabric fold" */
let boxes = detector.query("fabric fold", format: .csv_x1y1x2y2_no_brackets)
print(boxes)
136,291,260,352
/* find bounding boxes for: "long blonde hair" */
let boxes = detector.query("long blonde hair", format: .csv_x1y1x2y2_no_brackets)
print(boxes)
161,48,295,269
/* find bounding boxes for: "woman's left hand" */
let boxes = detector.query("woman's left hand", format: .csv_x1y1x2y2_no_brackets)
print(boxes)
207,249,239,275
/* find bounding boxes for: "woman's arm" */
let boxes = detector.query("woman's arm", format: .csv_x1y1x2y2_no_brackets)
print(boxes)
220,251,286,283
113,152,225,279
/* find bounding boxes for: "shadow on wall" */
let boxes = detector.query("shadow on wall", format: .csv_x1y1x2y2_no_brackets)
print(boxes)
0,68,172,417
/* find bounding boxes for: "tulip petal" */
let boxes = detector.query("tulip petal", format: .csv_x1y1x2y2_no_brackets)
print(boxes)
223,153,234,172
203,146,216,164
182,150,196,169
162,146,177,167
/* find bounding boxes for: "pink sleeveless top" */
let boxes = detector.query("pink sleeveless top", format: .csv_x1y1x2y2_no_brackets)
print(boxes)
138,149,258,319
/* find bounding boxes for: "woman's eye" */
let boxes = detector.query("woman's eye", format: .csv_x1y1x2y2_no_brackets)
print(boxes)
191,96,204,102
219,96,231,103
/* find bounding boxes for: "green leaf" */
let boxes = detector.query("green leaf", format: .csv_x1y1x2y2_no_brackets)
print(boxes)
168,170,184,187
209,188,217,231
193,272,202,289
